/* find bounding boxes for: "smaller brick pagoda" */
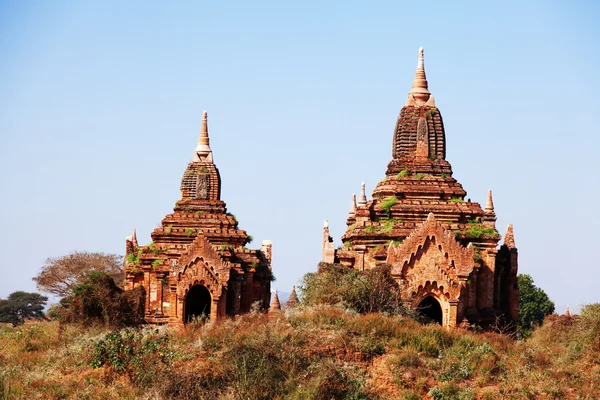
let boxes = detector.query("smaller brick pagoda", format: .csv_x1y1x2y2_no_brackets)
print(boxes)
124,111,273,325
322,48,519,328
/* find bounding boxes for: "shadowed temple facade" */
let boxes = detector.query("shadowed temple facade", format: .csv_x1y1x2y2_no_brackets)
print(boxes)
322,48,519,328
124,112,273,325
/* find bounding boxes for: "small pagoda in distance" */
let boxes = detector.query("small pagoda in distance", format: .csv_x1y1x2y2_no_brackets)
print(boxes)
124,111,273,325
322,48,519,328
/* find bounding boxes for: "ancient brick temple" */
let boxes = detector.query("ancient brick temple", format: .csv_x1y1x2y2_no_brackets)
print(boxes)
322,48,518,328
124,112,272,325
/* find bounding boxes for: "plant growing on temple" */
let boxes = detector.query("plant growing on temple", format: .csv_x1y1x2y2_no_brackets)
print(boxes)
32,252,124,298
518,274,555,337
397,169,409,178
466,220,499,238
0,291,48,326
380,196,398,219
185,228,195,236
246,235,254,244
448,196,464,203
148,242,160,255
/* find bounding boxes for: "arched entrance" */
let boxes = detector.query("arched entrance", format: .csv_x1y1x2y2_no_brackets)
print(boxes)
185,285,211,323
417,296,443,325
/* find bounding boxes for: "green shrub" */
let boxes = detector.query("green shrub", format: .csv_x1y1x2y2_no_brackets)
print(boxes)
90,328,174,386
300,264,408,315
63,273,145,328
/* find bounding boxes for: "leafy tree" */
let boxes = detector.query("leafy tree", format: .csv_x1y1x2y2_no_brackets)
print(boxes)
33,251,123,298
0,291,48,326
518,274,555,337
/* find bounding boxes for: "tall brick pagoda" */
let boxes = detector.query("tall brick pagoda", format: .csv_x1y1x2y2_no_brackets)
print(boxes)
124,111,273,325
322,48,518,328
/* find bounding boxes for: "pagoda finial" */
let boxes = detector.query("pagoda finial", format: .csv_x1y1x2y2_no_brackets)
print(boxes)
358,182,367,206
485,189,495,212
193,110,214,162
287,286,299,308
504,224,516,249
132,228,138,247
349,193,357,216
269,290,281,313
564,306,572,317
406,47,431,106
483,189,497,227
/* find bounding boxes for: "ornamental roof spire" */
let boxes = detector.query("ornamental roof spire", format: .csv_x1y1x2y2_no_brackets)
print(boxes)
485,189,495,212
406,47,432,106
193,110,214,163
349,193,357,216
504,224,516,249
358,182,367,206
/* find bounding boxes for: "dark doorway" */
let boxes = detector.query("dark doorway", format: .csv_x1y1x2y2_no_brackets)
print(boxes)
417,296,443,325
185,285,211,323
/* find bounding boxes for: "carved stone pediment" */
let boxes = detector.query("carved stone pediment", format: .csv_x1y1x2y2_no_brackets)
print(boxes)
387,213,474,302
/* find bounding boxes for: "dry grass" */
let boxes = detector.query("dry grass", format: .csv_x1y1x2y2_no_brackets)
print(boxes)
1,305,599,399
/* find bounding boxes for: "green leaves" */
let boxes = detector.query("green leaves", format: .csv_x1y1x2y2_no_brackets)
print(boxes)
0,291,48,326
518,274,555,337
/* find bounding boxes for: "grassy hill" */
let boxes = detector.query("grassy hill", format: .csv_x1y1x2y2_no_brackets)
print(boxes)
1,304,599,399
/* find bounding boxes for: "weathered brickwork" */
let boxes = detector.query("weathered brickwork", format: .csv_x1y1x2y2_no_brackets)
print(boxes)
124,111,272,325
324,48,519,328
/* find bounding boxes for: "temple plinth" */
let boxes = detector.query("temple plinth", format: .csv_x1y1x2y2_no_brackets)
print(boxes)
324,48,519,328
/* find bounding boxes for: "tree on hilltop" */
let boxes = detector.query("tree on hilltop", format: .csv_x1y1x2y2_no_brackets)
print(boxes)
33,251,123,298
518,273,555,337
0,291,48,326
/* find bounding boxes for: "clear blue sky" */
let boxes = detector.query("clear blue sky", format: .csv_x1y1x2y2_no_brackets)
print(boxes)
1,1,598,313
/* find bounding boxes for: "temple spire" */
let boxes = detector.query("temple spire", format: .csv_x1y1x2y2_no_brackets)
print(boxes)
269,290,281,313
358,182,367,206
193,110,214,163
406,47,432,106
349,193,357,216
483,189,497,227
485,189,495,212
132,228,138,247
504,224,516,249
287,286,299,308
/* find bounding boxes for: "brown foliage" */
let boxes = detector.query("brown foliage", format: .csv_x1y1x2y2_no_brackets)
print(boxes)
33,252,124,297
63,273,145,328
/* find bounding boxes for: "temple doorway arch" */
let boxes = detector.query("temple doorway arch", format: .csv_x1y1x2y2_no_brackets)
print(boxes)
185,285,211,323
417,296,443,325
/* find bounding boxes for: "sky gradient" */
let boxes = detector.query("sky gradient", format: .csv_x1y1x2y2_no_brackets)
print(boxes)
1,1,599,313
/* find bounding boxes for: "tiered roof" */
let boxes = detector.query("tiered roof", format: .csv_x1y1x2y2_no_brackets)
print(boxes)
125,111,269,282
339,48,499,265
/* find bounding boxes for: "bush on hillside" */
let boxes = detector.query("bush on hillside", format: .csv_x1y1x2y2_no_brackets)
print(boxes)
62,272,145,328
299,263,411,316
